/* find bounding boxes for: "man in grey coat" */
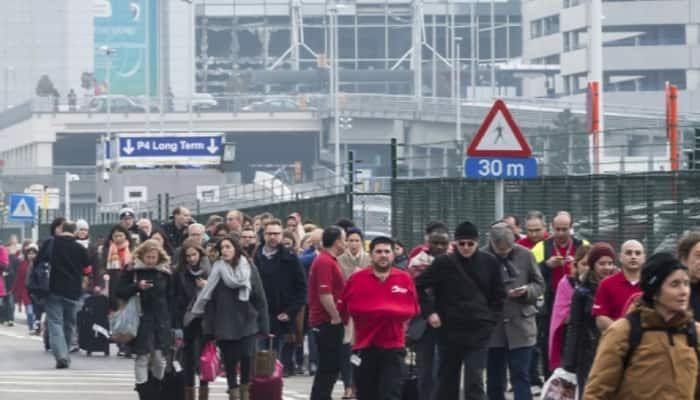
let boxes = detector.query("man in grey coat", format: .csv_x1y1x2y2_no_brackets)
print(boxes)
483,222,544,400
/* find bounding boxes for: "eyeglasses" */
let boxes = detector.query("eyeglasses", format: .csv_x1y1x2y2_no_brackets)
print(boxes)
457,240,477,248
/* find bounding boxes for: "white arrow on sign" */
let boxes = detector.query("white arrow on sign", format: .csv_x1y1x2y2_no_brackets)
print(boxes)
206,138,219,155
122,139,135,155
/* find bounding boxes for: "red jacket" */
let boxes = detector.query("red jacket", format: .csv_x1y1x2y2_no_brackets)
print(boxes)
11,260,31,305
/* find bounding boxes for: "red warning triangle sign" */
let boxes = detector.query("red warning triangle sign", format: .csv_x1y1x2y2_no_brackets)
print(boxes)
466,100,532,157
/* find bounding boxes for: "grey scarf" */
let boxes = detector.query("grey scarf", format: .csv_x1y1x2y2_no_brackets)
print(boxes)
190,257,252,316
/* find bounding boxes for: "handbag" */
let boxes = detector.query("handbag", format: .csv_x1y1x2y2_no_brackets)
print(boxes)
199,341,221,382
109,275,142,344
253,335,278,377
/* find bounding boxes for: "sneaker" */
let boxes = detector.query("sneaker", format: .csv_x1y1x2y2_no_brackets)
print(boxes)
6,321,14,327
531,385,542,396
55,359,69,369
70,346,80,354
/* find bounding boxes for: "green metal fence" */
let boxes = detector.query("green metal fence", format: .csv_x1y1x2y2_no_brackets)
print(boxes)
392,171,700,253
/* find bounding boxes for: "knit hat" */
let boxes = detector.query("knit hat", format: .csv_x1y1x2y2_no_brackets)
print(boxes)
76,219,89,231
24,243,39,253
587,242,616,268
641,252,687,305
454,221,479,240
119,207,135,219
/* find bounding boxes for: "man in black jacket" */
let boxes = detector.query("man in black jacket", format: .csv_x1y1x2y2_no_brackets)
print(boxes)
253,218,307,376
45,221,89,369
162,207,191,248
415,221,506,400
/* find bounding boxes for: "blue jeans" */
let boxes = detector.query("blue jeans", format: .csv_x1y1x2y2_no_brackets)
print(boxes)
308,330,318,369
487,346,533,400
45,294,79,363
25,304,35,332
415,326,440,400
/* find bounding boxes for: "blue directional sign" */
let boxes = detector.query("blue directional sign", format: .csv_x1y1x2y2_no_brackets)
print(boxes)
117,134,223,166
464,157,537,179
8,193,36,222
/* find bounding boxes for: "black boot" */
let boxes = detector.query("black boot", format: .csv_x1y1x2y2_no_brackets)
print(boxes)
134,382,150,400
148,377,162,400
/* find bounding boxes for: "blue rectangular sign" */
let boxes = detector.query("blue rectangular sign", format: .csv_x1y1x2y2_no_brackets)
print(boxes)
464,157,537,179
8,194,36,222
119,136,223,157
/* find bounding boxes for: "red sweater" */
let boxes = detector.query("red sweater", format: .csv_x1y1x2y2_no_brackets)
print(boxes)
339,267,419,350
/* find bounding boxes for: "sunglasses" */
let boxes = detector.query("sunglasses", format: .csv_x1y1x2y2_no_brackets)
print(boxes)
457,240,478,248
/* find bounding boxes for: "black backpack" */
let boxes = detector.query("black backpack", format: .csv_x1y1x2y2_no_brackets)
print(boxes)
623,311,699,369
27,239,53,296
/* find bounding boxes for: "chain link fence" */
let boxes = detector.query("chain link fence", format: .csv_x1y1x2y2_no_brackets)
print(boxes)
391,171,700,254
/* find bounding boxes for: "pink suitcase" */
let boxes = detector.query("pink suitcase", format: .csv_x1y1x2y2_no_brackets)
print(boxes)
249,360,283,400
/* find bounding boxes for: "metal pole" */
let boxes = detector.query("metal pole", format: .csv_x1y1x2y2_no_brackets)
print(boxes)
495,179,504,220
107,55,112,139
470,1,477,99
391,138,398,179
450,2,456,99
456,37,462,174
331,5,341,187
490,0,496,98
64,172,71,221
188,1,194,133
590,0,603,162
145,0,151,134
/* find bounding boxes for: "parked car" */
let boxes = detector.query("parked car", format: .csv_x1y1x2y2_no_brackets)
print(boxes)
191,93,218,111
84,95,157,113
241,98,317,112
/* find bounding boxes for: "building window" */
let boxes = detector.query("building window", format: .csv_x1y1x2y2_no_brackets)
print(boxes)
563,0,582,7
532,54,560,65
530,15,559,39
604,70,686,92
564,72,588,95
604,25,686,47
564,28,587,52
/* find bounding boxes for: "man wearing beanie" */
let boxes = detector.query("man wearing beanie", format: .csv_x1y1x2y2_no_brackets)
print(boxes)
592,240,645,332
415,221,506,400
119,207,148,244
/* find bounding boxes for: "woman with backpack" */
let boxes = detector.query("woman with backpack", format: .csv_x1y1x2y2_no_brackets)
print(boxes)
584,252,699,399
562,242,616,397
188,236,269,400
173,238,212,400
115,239,173,400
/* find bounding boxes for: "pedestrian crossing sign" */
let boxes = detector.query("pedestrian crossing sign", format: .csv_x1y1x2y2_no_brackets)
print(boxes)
8,193,36,222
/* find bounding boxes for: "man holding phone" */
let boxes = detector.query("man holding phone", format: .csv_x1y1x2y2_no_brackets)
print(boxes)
484,222,544,400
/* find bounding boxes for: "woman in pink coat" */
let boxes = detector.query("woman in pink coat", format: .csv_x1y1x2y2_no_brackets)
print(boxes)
548,244,590,371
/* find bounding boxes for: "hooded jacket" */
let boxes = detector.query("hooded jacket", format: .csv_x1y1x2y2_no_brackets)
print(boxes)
583,303,700,400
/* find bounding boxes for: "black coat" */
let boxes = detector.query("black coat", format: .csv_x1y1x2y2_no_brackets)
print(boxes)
173,258,211,330
562,281,601,387
115,261,174,356
162,222,188,249
253,246,307,335
49,235,89,301
691,282,700,322
415,250,506,349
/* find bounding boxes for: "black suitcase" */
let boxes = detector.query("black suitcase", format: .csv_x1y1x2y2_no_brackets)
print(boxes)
160,347,185,400
77,295,111,356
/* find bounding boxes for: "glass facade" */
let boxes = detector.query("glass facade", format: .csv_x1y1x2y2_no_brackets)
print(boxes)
194,0,522,96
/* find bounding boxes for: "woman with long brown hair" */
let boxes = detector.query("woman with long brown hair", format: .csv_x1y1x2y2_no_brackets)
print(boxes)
173,238,212,400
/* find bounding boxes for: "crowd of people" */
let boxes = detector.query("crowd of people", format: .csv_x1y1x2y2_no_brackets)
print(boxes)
0,206,700,400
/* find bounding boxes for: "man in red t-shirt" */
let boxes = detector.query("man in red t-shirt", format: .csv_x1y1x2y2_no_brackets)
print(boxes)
339,236,419,399
516,210,550,250
309,226,347,400
593,240,645,331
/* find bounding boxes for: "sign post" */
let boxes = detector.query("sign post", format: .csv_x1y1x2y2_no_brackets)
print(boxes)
465,100,536,220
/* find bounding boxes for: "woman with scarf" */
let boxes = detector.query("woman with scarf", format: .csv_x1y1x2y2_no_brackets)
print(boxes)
14,243,38,333
562,242,616,398
102,225,133,296
173,238,212,400
115,239,173,400
188,236,269,400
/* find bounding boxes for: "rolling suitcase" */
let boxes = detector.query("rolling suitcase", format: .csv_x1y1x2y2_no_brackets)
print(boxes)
77,295,111,356
249,360,283,400
160,346,185,400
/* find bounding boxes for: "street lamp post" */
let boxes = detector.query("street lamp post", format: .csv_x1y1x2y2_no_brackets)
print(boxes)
329,2,341,187
455,37,462,176
3,66,14,110
64,172,80,221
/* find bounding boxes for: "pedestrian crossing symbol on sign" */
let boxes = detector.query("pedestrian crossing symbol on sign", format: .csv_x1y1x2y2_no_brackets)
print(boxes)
8,194,36,222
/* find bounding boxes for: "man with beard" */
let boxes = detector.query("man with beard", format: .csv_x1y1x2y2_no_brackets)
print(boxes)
339,236,419,400
592,240,645,331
